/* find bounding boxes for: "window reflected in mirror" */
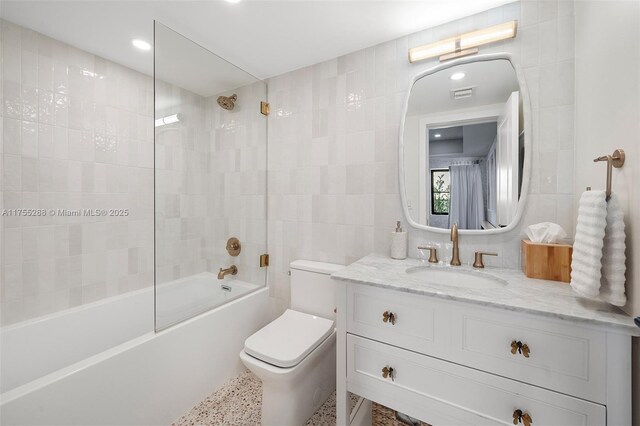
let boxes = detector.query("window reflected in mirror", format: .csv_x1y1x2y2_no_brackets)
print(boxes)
430,169,450,216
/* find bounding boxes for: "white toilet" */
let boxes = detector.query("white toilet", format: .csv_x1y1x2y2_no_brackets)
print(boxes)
240,260,343,426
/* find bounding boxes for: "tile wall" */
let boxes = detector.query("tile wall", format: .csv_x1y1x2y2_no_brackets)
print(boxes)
0,19,155,325
266,0,576,312
201,82,268,287
155,80,268,288
0,19,268,325
155,82,209,283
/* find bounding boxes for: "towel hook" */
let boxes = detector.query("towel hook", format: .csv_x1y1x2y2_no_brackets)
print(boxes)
593,149,625,201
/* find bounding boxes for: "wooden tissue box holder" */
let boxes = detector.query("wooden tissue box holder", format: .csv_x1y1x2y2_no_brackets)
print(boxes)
521,239,573,283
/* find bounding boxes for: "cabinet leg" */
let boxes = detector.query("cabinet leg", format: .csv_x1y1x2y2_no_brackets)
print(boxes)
336,285,349,425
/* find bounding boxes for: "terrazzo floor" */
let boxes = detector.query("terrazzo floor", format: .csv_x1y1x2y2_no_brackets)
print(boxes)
172,371,360,426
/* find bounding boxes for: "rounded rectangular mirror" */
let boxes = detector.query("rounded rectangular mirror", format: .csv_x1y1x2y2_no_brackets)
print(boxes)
400,55,530,234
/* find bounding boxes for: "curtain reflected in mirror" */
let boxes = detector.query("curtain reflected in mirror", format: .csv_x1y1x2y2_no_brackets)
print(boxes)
449,162,484,229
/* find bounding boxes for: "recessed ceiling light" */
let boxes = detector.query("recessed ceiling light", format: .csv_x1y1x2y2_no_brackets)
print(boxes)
224,0,242,3
450,72,466,81
434,133,441,138
132,39,151,51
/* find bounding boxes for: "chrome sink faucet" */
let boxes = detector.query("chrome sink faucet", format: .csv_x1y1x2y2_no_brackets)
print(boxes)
450,223,461,266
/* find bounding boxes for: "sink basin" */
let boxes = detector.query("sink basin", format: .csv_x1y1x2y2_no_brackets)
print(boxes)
405,265,507,289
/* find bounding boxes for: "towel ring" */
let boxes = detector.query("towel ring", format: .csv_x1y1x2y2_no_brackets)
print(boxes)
593,149,625,201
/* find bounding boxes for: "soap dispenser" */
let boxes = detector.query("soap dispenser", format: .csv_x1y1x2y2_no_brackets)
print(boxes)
391,221,407,260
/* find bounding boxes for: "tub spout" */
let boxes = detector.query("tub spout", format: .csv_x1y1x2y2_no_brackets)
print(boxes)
218,265,237,280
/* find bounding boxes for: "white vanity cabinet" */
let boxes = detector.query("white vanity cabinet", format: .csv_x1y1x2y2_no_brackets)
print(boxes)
334,257,638,426
347,334,606,426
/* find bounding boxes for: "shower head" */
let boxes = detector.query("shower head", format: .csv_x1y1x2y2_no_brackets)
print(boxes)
217,94,237,110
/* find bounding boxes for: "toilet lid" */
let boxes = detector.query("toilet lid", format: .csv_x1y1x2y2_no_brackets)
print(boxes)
244,309,334,368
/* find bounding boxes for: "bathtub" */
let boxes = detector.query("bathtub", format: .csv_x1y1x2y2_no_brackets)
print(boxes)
1,287,154,394
0,278,269,426
156,272,260,330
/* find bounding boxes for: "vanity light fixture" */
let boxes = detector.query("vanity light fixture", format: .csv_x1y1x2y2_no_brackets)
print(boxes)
132,39,152,51
155,113,182,127
408,20,517,63
434,133,442,138
450,72,466,81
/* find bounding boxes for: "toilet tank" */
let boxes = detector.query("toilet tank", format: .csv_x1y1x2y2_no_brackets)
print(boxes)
290,260,344,320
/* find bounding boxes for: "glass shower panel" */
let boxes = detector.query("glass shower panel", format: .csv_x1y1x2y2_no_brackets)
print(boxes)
154,22,267,331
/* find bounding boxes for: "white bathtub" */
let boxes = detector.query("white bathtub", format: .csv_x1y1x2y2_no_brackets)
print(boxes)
0,280,269,426
156,272,259,330
1,287,154,394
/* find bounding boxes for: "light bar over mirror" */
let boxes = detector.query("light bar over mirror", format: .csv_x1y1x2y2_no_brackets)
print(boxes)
408,21,517,63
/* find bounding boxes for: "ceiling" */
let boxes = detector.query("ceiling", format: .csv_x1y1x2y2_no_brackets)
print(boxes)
2,0,517,81
429,122,497,157
429,126,463,142
407,59,520,116
462,122,498,156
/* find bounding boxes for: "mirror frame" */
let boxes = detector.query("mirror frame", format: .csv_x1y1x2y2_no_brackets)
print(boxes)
398,53,532,235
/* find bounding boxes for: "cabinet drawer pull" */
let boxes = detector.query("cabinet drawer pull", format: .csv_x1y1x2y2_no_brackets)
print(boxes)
382,311,397,325
510,340,530,358
512,409,532,426
382,366,395,381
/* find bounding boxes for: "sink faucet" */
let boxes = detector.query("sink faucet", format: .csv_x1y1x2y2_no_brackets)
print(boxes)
450,223,461,266
218,265,238,280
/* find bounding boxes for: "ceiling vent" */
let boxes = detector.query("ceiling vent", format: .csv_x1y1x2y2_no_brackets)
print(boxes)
451,86,475,100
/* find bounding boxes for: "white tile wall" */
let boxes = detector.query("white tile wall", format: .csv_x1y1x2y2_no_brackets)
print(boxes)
266,0,576,313
154,82,209,283
154,79,268,289
0,19,269,326
0,20,155,325
201,83,268,287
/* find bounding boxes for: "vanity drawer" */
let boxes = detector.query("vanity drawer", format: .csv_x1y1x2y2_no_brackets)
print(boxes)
449,306,607,403
347,334,606,426
346,284,449,357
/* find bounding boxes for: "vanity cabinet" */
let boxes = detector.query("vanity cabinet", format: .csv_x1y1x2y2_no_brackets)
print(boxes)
447,302,607,403
347,334,606,426
346,285,450,357
335,279,634,426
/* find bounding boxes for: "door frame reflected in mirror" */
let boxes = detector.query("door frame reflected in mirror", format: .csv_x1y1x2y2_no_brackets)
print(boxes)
399,53,532,235
419,116,500,227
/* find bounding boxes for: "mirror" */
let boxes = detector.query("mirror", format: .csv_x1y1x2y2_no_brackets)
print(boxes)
401,57,527,232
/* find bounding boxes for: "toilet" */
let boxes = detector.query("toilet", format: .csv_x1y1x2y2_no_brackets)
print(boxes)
240,260,343,426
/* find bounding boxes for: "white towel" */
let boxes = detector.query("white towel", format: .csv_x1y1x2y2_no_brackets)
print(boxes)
570,190,627,306
570,190,607,299
599,194,627,306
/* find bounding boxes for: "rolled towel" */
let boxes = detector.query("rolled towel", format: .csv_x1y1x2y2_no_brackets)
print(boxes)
570,190,607,298
599,194,627,306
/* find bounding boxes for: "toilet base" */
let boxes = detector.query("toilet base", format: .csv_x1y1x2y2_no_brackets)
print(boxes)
240,331,336,426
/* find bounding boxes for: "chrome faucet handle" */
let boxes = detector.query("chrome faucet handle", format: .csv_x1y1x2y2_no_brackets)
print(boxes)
473,251,498,268
417,246,439,263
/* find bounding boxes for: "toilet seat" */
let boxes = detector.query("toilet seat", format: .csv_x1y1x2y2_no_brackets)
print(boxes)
244,309,334,368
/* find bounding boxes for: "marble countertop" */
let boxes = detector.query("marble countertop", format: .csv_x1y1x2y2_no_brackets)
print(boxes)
331,254,640,336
